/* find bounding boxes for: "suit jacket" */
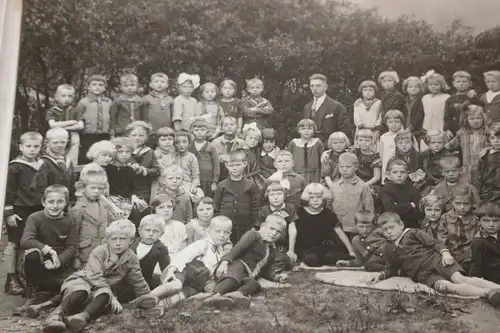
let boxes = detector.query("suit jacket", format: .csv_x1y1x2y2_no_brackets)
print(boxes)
303,95,352,143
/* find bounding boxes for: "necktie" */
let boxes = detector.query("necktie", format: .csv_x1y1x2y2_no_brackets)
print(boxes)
311,98,318,117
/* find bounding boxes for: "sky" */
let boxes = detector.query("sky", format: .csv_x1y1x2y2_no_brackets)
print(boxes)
348,0,500,32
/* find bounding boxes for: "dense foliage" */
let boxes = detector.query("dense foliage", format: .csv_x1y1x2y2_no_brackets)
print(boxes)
14,0,500,150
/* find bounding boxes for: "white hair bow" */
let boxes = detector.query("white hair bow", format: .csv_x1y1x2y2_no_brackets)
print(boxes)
420,70,435,84
177,73,200,89
268,170,291,190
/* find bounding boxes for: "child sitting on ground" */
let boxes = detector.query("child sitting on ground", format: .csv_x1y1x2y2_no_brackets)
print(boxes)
174,130,204,202
470,203,500,285
419,194,445,238
185,197,215,244
336,210,386,271
370,212,500,306
267,150,306,207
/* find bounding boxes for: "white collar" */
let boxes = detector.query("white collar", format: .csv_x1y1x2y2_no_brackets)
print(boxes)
313,94,326,109
486,90,500,103
292,137,319,147
261,147,279,158
394,228,411,246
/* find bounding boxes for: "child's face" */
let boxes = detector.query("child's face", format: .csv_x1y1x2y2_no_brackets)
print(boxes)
192,126,208,141
268,189,285,207
427,80,442,94
480,215,500,236
260,219,285,243
139,225,163,245
121,81,138,95
453,77,471,92
308,191,324,210
115,147,132,164
330,139,347,153
55,89,75,107
129,128,148,147
174,135,189,153
42,192,67,218
155,201,174,220
150,77,169,92
19,139,42,160
388,164,408,184
452,195,472,216
196,202,214,222
381,77,396,91
245,132,260,148
485,75,500,92
274,155,294,172
208,222,232,246
157,136,174,151
95,151,113,166
298,126,314,140
222,119,237,136
338,161,357,179
406,83,421,96
467,112,484,130
362,87,376,100
424,203,443,223
178,81,195,96
357,136,373,151
381,220,405,241
386,118,402,133
202,86,217,101
108,233,132,255
247,84,263,97
489,134,500,150
428,137,444,153
84,181,106,201
226,158,246,178
262,139,275,153
355,221,375,237
441,164,461,183
164,172,182,191
88,80,106,96
46,135,68,156
221,84,235,99
396,138,412,154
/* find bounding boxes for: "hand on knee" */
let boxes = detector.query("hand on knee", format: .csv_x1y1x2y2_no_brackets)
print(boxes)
433,280,451,293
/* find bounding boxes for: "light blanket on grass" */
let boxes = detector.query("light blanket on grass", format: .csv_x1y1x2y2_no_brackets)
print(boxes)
314,270,479,299
298,263,364,271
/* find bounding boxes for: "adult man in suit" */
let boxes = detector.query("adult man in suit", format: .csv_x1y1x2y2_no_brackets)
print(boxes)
303,74,352,143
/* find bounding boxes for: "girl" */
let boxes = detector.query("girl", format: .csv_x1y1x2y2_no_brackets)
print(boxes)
389,130,423,186
419,194,445,238
480,71,500,123
239,78,274,132
421,72,451,151
351,129,381,186
288,183,355,267
260,128,279,178
185,197,215,244
150,127,176,206
321,132,350,189
173,73,200,131
174,131,204,202
288,119,324,184
403,76,425,148
378,70,407,123
353,80,382,150
127,121,161,204
446,104,489,187
243,127,266,189
195,82,225,140
379,110,406,184
219,80,242,132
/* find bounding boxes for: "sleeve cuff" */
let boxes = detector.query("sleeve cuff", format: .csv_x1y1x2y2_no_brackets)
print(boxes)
41,245,52,255
4,205,14,216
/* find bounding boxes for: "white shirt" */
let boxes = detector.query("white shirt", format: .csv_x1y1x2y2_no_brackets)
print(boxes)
312,94,327,112
421,93,450,132
154,220,188,274
136,242,153,260
486,91,500,104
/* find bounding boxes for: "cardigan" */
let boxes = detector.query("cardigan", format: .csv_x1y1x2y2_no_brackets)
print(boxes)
189,141,220,183
470,230,500,284
105,164,139,198
74,94,112,134
143,92,174,132
109,95,147,136
480,92,500,123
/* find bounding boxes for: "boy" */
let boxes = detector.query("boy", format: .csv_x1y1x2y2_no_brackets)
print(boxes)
109,74,147,138
189,118,220,197
203,215,288,308
214,149,260,243
46,84,83,165
212,116,246,180
481,71,500,123
73,75,112,164
478,122,500,205
239,78,274,131
15,185,77,315
267,150,306,207
370,212,500,305
330,152,374,238
336,210,386,271
4,132,45,295
143,72,174,142
444,71,473,138
470,203,500,284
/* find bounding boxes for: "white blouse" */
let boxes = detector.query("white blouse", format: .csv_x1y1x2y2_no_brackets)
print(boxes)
421,93,450,132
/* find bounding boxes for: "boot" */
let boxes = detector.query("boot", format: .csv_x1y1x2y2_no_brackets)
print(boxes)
65,312,90,332
43,306,66,333
12,286,37,316
4,273,24,295
27,299,54,318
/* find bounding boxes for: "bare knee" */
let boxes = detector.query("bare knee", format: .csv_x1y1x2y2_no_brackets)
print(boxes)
5,242,16,254
433,280,453,293
450,271,467,284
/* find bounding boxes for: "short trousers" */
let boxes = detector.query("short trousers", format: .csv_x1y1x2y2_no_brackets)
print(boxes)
174,259,211,293
413,258,464,287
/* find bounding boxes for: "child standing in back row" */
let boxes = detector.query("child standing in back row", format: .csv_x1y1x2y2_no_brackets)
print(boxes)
403,77,425,149
478,122,500,205
379,70,407,125
379,110,405,183
239,78,274,132
481,71,500,123
143,73,174,145
444,71,474,138
353,80,382,149
195,82,225,140
173,73,200,131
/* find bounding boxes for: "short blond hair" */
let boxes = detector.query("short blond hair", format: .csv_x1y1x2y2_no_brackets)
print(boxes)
86,140,115,160
55,84,75,95
358,80,378,93
125,121,152,135
452,71,471,81
246,77,263,88
20,131,43,144
106,219,136,238
45,127,69,141
402,76,424,94
151,72,169,81
300,183,331,206
297,118,317,131
209,215,233,230
327,132,350,149
338,152,358,166
263,214,287,230
426,73,450,91
484,71,500,80
139,214,165,234
384,110,405,124
120,73,138,85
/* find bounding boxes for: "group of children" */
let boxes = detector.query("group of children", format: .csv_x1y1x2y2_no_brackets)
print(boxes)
4,68,500,332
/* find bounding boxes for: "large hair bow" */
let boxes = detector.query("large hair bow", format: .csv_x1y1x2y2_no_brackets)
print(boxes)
177,73,200,89
420,70,435,84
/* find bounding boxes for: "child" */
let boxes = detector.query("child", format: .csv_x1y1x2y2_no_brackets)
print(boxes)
420,72,451,151
151,165,193,223
420,194,445,238
336,210,386,271
219,80,242,129
379,110,405,183
389,130,424,187
480,70,500,123
321,132,351,188
478,122,500,204
239,78,274,132
444,71,473,138
17,185,77,315
288,119,324,184
260,128,279,179
203,215,287,308
420,131,454,188
190,119,220,197
127,121,161,203
330,152,374,238
436,186,479,273
446,104,489,187
402,76,425,148
212,116,246,179
288,183,354,267
470,203,500,284
74,75,112,164
150,127,176,201
214,149,260,243
143,73,174,139
43,219,152,333
353,80,382,148
379,70,407,124
380,159,421,229
268,150,307,207
110,74,147,138
370,212,500,305
46,84,82,166
40,128,75,191
173,73,200,131
174,130,204,202
195,82,225,140
185,197,215,244
243,127,266,189
4,132,45,295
